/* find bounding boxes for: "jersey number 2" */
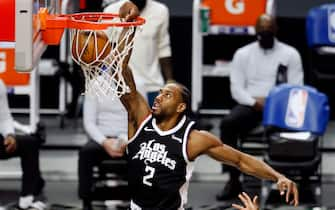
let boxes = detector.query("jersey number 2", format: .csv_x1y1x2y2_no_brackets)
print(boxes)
143,166,155,186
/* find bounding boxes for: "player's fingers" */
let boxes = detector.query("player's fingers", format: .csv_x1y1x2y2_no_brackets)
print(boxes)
253,195,258,204
241,192,253,206
292,185,299,206
285,183,290,202
231,204,244,210
278,182,286,196
253,196,259,209
238,193,248,207
241,192,251,202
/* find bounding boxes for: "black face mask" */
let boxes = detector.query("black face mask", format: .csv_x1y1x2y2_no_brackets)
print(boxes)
132,0,147,11
257,31,275,49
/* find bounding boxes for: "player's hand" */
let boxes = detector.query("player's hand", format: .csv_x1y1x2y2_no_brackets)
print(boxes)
232,192,259,210
102,138,127,157
4,135,17,154
119,1,140,22
277,176,299,206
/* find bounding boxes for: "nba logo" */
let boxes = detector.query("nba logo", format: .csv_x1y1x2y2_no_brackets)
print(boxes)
328,6,335,43
285,89,308,128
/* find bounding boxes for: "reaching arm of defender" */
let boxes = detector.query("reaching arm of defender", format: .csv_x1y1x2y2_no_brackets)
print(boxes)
187,130,299,206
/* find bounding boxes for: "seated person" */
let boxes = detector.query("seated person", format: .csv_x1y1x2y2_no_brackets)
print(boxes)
78,93,129,210
0,79,45,210
217,14,304,200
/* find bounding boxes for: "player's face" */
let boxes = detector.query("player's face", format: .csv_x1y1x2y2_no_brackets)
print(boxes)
152,84,184,119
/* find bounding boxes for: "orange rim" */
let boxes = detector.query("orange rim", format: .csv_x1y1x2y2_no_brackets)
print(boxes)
39,9,145,45
63,13,145,28
40,10,145,30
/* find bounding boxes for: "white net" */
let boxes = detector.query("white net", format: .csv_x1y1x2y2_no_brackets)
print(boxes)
70,16,136,99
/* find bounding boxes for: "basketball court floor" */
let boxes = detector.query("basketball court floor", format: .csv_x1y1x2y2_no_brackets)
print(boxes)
1,116,335,210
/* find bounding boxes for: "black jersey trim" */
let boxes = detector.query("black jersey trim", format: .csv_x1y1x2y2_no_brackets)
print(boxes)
182,121,195,163
152,115,186,136
128,114,152,145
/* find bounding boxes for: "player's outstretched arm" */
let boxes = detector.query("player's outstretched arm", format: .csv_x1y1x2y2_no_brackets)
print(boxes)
187,130,299,207
116,30,151,138
120,66,151,137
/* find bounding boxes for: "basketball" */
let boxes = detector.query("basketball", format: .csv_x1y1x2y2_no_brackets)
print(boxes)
71,30,112,65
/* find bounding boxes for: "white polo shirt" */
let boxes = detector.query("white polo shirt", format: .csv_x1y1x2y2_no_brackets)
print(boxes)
83,94,128,144
83,81,146,145
104,0,172,92
0,80,14,137
230,39,304,106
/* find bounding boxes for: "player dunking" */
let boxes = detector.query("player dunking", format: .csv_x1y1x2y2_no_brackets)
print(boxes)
104,2,299,209
118,73,299,209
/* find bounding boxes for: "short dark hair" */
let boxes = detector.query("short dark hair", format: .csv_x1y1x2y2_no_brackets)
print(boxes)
177,83,191,115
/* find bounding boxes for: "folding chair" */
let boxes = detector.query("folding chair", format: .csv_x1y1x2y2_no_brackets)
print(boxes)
261,84,329,207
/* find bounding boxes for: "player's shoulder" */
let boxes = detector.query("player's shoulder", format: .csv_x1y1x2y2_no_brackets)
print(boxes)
189,129,220,144
187,129,222,158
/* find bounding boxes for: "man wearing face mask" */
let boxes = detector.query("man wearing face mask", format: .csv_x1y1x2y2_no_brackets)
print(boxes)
216,14,304,201
104,0,174,107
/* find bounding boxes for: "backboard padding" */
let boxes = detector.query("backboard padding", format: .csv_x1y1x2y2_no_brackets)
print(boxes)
15,0,59,72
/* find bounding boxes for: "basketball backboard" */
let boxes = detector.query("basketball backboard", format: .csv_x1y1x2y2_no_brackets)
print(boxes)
15,0,61,72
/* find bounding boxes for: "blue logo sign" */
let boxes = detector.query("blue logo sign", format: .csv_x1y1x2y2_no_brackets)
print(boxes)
285,89,308,128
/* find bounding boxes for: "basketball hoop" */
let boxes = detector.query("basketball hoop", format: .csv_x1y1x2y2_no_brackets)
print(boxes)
38,8,145,98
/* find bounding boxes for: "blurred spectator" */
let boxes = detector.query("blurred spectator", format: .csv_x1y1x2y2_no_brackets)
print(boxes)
0,79,46,210
104,0,174,107
217,14,304,200
78,94,128,210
